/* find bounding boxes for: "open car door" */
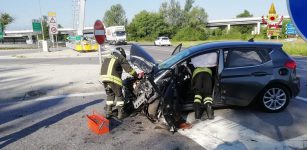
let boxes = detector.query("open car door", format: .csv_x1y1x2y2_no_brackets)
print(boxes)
171,43,182,55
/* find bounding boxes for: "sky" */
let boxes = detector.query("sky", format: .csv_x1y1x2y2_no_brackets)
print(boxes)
0,0,289,30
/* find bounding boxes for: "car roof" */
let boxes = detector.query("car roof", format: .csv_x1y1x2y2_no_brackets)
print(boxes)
186,41,283,54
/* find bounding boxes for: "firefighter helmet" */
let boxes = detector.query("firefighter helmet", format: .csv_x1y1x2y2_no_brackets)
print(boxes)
116,47,126,58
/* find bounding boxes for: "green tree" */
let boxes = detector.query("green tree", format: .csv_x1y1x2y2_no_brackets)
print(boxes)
184,0,195,12
186,7,208,29
160,0,208,32
159,0,184,27
127,11,170,41
235,10,254,35
38,16,49,40
0,13,14,30
103,4,127,27
173,26,209,41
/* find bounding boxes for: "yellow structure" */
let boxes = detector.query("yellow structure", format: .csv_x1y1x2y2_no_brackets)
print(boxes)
262,3,284,38
73,41,99,52
267,3,278,23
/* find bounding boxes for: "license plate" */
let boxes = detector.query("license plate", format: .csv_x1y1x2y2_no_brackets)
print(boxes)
133,93,146,109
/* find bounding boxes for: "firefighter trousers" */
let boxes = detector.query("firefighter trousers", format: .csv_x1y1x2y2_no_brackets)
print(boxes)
192,72,213,104
103,82,124,107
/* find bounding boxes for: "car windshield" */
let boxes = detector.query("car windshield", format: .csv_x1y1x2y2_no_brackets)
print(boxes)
116,31,126,36
159,49,191,69
162,37,169,40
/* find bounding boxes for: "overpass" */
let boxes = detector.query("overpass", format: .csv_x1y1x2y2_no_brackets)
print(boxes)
4,16,291,39
208,16,290,34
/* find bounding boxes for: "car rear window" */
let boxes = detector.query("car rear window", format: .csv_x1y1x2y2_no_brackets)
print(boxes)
224,49,263,68
162,38,169,40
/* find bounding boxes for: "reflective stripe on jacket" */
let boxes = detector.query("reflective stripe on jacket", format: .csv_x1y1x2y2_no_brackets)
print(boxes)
192,67,212,79
100,52,137,86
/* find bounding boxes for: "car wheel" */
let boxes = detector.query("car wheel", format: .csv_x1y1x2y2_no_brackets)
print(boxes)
154,42,156,46
259,85,290,113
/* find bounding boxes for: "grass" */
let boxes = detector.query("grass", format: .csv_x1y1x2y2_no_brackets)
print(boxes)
171,38,307,56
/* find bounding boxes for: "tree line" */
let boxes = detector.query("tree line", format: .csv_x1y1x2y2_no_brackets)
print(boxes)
103,0,259,41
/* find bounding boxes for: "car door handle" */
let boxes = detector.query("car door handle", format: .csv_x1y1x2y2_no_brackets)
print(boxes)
251,72,268,76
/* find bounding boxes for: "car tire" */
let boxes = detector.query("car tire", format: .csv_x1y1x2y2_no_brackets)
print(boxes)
258,84,290,113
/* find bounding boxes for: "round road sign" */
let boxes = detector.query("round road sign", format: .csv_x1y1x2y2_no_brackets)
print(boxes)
51,27,57,34
94,20,106,44
287,0,307,41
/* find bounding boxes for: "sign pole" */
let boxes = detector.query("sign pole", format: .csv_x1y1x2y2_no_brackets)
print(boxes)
99,44,102,66
40,17,45,41
37,34,39,48
93,20,107,67
56,35,58,48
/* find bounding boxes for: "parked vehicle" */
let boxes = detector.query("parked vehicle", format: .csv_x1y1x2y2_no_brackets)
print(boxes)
124,41,300,131
154,37,171,46
106,26,127,45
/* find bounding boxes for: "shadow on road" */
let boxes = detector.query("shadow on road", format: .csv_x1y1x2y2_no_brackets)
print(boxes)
0,99,102,149
214,140,247,150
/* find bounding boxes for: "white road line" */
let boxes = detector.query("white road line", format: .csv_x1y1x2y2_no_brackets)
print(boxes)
296,60,307,62
297,68,307,71
296,96,307,102
0,91,106,106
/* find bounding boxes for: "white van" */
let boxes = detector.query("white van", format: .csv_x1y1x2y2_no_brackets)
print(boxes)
106,26,127,45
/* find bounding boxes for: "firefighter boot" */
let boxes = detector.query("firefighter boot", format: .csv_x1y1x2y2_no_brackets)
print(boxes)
205,103,214,120
105,105,113,119
117,106,124,120
194,102,202,120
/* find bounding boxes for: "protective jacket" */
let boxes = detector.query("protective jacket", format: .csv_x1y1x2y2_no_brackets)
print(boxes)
100,51,137,86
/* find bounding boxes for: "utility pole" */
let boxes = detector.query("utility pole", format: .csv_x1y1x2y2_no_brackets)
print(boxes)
77,0,86,36
38,0,49,52
38,0,45,41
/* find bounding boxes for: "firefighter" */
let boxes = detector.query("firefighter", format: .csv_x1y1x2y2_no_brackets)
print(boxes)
100,47,143,119
191,52,217,120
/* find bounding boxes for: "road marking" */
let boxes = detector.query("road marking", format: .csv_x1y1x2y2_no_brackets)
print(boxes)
297,68,307,71
0,91,106,106
296,60,307,62
296,96,307,102
179,115,306,149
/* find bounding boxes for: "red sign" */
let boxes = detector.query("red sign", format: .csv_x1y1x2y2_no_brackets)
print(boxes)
94,20,106,44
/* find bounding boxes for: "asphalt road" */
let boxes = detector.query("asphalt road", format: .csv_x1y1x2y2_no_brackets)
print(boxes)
0,49,40,56
1,45,307,149
0,47,67,57
0,45,173,65
0,94,203,150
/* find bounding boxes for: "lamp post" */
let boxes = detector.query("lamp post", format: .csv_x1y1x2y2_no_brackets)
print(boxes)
38,0,45,41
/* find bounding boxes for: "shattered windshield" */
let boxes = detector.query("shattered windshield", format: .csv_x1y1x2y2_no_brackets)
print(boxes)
159,49,191,69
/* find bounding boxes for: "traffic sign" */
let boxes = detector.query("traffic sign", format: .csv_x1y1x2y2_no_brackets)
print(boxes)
48,12,58,35
0,24,3,40
286,22,297,35
287,0,307,41
94,20,106,45
50,26,57,34
32,19,42,34
67,36,82,41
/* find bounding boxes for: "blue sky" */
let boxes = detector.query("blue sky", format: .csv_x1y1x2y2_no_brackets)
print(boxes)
0,0,288,30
